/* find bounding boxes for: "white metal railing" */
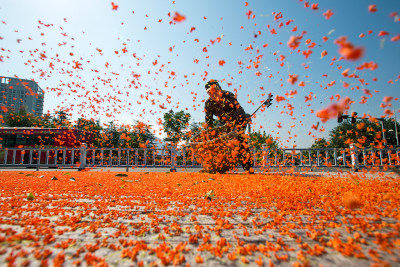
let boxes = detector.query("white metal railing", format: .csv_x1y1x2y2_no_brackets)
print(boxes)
255,145,400,168
0,145,398,170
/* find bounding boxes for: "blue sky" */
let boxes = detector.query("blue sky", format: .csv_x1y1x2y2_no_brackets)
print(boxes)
0,0,399,147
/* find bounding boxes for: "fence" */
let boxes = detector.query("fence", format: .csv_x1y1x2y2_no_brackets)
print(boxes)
0,144,399,171
255,146,400,169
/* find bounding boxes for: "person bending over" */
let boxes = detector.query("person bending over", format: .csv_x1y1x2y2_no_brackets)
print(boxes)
204,79,254,172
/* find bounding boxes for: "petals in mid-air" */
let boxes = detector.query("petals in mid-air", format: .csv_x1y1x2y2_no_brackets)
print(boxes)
287,35,302,50
368,4,377,13
323,9,334,19
334,36,364,61
111,2,118,10
173,12,186,22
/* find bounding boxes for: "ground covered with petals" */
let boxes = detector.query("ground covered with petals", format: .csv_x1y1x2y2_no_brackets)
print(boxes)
0,171,399,266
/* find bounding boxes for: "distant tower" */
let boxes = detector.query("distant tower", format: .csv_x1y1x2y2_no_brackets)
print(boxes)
0,76,44,118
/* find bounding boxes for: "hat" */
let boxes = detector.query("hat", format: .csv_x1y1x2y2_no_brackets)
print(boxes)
205,79,220,91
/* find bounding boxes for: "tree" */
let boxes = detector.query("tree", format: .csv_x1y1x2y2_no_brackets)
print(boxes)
3,106,39,127
308,137,334,162
248,131,281,164
35,110,72,128
328,119,395,148
52,110,71,127
36,111,54,128
125,121,156,148
76,117,103,147
381,118,400,147
162,110,191,144
184,121,202,142
102,121,121,148
250,131,279,150
311,138,329,148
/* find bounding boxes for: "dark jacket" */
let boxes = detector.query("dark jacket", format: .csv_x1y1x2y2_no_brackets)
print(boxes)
205,90,248,127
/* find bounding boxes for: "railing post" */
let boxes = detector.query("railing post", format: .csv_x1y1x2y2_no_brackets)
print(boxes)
362,149,366,166
37,149,41,171
62,149,66,165
334,149,337,166
262,144,269,171
291,151,294,166
191,147,195,167
349,143,359,171
254,149,257,167
300,150,303,166
78,143,87,171
183,147,187,167
29,149,33,165
170,145,177,172
126,149,130,172
118,149,121,166
3,148,8,165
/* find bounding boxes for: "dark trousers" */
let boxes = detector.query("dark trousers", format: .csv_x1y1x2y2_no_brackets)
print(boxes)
237,132,254,171
234,122,253,171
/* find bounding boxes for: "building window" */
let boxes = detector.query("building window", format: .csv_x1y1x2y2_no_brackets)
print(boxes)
1,78,10,84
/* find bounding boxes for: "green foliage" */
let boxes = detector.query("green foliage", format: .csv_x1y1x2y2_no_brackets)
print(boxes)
163,110,191,144
36,112,54,128
382,118,400,146
328,117,399,148
26,193,34,201
311,138,329,148
125,121,156,148
51,110,71,127
185,121,202,142
3,106,39,127
2,106,157,148
4,108,74,128
250,131,279,150
76,117,103,147
205,190,215,201
329,120,379,148
102,121,120,148
99,121,156,148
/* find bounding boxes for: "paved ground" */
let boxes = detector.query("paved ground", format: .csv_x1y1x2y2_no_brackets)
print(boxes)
0,170,399,266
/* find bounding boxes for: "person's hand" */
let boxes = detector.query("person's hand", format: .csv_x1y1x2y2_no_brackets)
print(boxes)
215,120,225,127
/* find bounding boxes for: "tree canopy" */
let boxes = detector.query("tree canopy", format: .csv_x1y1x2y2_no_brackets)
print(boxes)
311,138,329,148
3,106,38,127
313,117,400,149
162,110,191,144
250,131,280,150
1,109,156,148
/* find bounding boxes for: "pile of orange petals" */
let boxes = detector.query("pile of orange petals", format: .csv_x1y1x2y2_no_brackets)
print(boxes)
0,171,399,266
191,128,244,173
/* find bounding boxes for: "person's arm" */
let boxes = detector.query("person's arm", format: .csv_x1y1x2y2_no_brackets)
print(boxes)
225,92,246,118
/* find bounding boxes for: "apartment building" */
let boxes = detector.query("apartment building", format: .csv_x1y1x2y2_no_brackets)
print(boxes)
0,76,44,118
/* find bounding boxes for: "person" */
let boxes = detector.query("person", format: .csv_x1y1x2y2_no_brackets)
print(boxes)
203,79,254,173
